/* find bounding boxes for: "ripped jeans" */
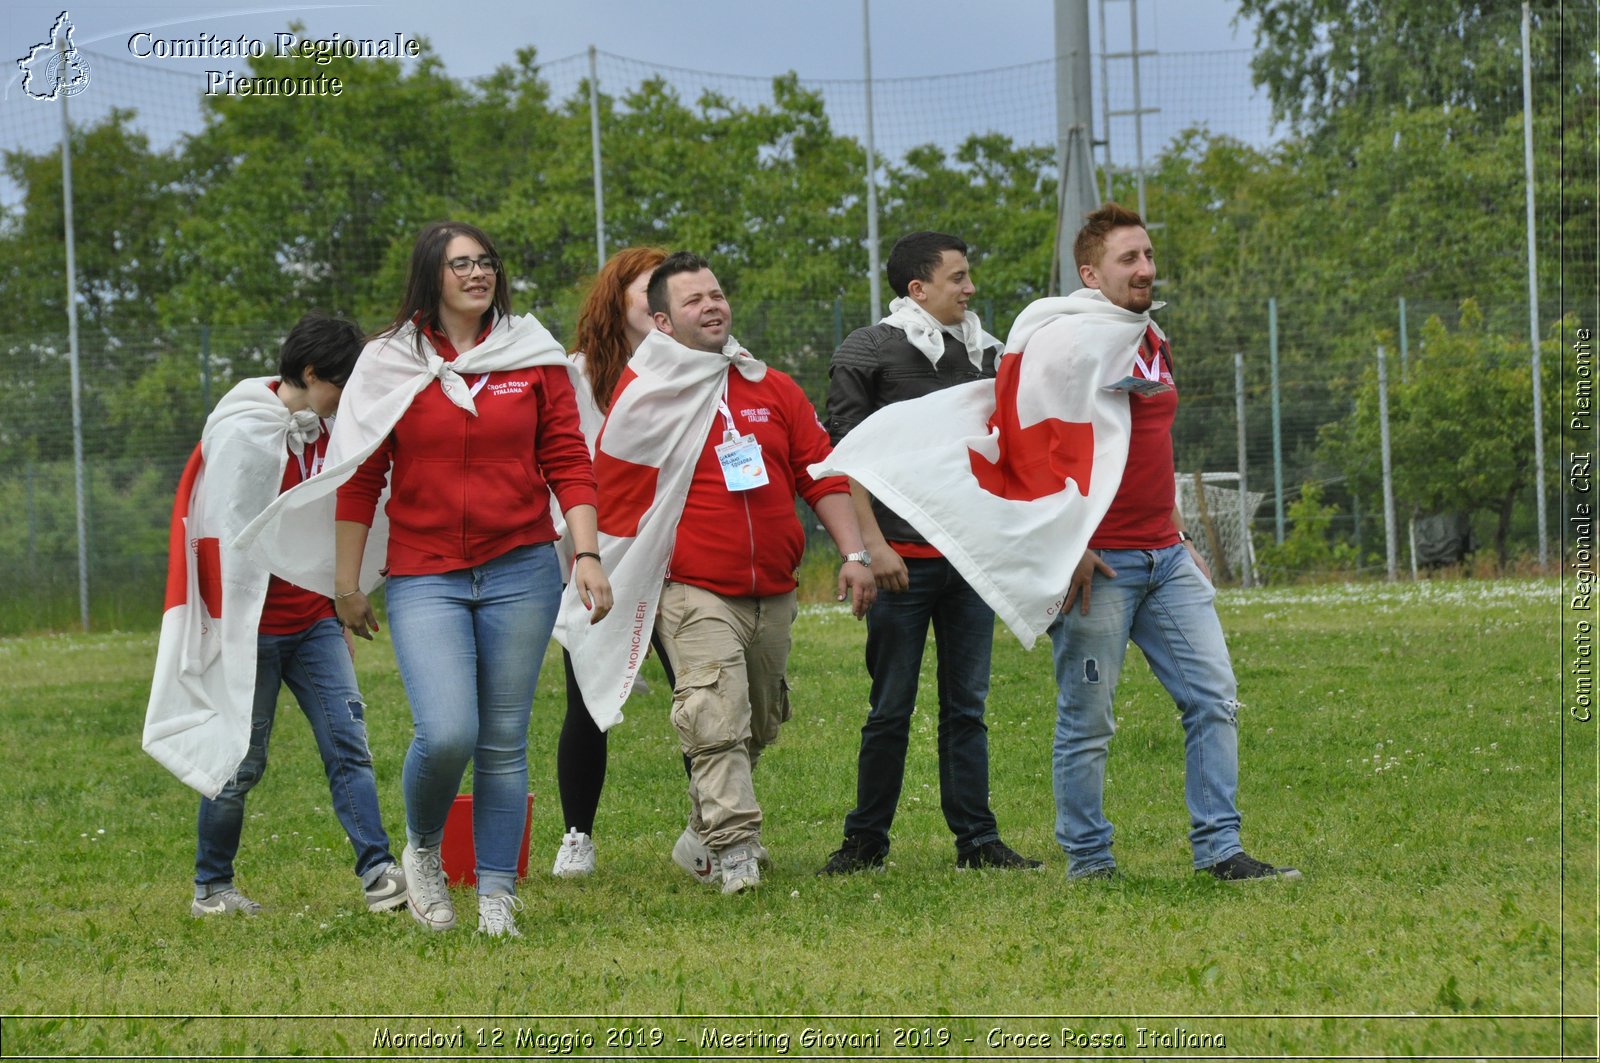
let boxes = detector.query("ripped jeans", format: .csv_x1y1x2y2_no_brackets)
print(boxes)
1048,545,1243,874
195,617,395,893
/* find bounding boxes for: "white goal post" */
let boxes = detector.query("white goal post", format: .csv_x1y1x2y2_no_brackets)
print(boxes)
1175,472,1265,585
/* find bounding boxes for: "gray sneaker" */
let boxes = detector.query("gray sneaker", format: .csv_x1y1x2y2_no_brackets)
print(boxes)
477,892,524,937
402,844,456,931
190,886,262,918
718,843,760,895
363,862,408,912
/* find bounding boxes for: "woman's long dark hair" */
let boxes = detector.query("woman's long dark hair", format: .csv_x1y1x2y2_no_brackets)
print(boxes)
385,220,511,351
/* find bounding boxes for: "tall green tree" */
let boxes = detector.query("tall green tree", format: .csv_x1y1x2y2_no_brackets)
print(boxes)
881,133,1058,324
1,109,181,338
0,111,184,463
1234,0,1593,301
1236,0,1577,135
1318,300,1565,566
160,31,465,330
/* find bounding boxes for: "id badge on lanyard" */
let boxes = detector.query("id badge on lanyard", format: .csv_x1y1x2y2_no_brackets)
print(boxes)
714,383,769,492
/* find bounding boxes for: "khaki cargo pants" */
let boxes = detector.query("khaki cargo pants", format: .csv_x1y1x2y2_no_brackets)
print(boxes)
655,581,796,853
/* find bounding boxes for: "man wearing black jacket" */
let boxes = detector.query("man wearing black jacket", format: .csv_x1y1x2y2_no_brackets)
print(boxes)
817,231,1042,875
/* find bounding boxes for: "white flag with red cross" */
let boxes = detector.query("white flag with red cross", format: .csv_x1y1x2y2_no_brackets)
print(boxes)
809,288,1159,647
144,380,311,797
552,330,767,730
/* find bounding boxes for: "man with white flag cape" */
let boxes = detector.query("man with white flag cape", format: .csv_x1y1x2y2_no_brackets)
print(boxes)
144,313,406,917
810,286,1141,647
560,251,874,895
812,203,1301,884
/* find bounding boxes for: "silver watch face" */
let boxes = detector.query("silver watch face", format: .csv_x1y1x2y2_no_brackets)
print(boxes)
844,550,872,567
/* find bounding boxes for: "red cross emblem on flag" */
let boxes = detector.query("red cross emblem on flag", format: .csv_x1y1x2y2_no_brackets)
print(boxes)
968,353,1095,502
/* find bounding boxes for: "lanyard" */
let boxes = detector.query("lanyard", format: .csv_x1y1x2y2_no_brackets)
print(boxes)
1132,330,1166,382
716,375,739,440
293,425,326,481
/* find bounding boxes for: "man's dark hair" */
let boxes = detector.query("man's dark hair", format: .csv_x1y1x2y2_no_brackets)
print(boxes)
886,231,968,298
1073,202,1146,271
279,312,364,388
646,251,712,316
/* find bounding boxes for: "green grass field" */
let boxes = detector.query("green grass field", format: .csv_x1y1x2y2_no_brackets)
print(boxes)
0,579,1591,1059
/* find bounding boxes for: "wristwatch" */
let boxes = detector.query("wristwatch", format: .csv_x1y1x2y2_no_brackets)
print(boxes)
842,550,873,567
1177,530,1194,544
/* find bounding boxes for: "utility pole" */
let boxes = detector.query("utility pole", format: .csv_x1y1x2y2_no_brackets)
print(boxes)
1053,0,1098,294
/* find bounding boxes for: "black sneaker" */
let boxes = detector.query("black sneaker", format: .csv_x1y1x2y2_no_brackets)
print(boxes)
956,840,1044,870
1202,852,1302,881
816,836,888,875
1071,865,1121,882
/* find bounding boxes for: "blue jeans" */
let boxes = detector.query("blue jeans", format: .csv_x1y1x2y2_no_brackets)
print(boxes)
194,617,394,895
843,555,1000,853
1048,544,1243,875
386,544,560,896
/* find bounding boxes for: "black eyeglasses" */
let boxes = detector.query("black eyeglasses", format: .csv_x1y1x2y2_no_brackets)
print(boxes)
445,255,499,277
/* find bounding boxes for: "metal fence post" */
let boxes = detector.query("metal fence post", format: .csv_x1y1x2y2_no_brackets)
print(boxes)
589,45,606,270
1235,351,1252,588
200,325,212,414
1377,345,1399,580
1521,1,1548,567
1269,297,1283,543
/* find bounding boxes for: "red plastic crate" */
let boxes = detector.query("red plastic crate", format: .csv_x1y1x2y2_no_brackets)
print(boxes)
439,793,534,886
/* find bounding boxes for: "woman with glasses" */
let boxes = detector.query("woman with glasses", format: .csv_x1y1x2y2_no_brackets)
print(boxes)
332,220,612,937
548,246,674,879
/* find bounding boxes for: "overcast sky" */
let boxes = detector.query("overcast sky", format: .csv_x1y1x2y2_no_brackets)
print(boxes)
6,1,1257,83
3,1,1272,209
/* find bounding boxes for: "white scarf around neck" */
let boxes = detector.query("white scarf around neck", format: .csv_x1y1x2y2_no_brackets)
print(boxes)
233,312,575,596
881,296,992,370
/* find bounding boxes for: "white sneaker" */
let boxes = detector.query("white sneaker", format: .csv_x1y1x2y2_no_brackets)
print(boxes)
363,862,408,912
477,892,524,937
402,844,456,932
551,828,596,878
671,826,719,886
718,843,760,895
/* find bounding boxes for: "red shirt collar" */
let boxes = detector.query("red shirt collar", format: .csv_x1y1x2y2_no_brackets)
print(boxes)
418,314,495,361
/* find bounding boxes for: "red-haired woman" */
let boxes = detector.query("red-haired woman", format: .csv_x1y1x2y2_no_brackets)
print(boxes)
548,246,675,879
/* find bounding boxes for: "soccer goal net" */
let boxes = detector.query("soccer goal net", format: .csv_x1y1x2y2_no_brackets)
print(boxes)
1175,472,1265,585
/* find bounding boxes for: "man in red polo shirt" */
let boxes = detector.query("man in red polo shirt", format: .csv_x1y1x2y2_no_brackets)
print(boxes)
1052,204,1300,882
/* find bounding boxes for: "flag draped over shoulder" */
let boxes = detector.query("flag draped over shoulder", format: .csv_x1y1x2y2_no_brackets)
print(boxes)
549,352,607,575
235,314,574,595
552,330,766,731
143,379,322,797
810,288,1160,647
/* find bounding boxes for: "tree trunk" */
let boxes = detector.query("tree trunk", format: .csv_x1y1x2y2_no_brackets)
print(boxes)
1495,491,1516,572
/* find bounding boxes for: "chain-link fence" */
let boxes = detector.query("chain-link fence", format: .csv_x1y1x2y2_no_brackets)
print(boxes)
3,5,1586,632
